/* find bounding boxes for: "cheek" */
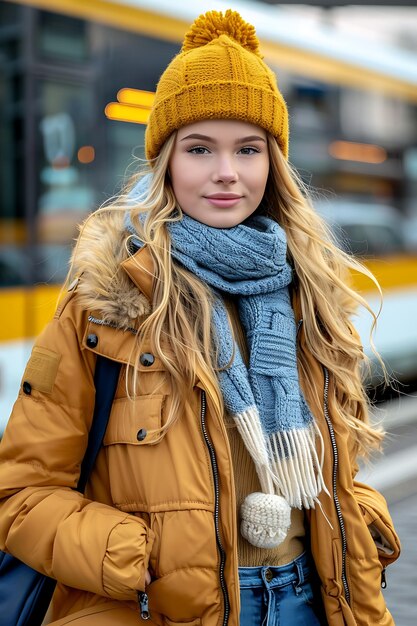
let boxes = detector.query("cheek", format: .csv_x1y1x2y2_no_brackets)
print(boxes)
246,152,269,180
249,163,269,198
170,165,189,201
170,159,201,195
169,167,200,215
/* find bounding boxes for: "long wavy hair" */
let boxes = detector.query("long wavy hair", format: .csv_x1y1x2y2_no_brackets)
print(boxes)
72,131,385,455
263,136,384,456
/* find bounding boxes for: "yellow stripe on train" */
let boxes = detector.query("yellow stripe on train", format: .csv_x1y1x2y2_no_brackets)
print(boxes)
352,255,417,293
0,284,62,342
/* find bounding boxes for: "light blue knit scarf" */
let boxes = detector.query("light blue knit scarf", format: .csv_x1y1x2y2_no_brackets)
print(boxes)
125,179,326,512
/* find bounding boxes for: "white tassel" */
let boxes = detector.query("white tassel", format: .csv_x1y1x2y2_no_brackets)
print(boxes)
268,427,329,509
233,407,275,493
233,408,329,510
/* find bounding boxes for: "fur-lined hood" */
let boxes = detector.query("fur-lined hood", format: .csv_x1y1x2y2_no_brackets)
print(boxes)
71,210,151,330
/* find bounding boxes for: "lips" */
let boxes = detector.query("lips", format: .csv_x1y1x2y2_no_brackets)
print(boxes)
204,193,243,208
205,194,242,200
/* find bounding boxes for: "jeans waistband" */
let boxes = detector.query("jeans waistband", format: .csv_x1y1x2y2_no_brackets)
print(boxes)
238,551,311,589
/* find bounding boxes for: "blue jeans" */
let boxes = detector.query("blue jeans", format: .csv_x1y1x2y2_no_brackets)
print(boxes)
238,552,326,626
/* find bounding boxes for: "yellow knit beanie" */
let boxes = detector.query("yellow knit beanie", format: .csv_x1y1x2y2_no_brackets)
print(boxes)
145,9,289,161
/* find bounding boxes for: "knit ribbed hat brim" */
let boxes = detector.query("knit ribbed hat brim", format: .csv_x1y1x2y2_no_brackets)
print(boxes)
146,81,288,161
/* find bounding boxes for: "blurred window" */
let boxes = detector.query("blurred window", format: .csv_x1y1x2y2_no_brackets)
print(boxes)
336,224,369,256
0,2,21,26
366,224,404,256
0,4,26,288
35,80,95,284
37,11,88,62
337,223,404,257
0,6,193,289
291,82,333,133
0,248,28,287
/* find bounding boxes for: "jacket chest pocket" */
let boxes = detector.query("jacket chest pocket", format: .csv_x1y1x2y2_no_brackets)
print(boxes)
102,394,167,508
103,395,165,446
102,391,214,511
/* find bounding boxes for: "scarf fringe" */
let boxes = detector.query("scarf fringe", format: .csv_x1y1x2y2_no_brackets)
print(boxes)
233,407,329,509
233,407,275,494
268,424,329,509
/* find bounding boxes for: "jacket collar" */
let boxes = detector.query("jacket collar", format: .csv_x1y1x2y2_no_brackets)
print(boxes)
71,211,151,331
121,245,154,302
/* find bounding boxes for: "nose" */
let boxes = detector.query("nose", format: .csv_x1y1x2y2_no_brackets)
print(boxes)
212,154,238,184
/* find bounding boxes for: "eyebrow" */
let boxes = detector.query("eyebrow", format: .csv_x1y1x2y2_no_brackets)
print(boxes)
180,133,266,143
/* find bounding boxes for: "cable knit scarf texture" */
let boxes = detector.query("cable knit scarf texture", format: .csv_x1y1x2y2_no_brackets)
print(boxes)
125,179,326,513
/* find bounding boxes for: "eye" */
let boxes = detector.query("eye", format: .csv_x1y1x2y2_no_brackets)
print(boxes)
238,146,261,155
187,146,210,155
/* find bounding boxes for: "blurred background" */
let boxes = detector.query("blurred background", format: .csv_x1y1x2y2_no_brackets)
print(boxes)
0,0,416,621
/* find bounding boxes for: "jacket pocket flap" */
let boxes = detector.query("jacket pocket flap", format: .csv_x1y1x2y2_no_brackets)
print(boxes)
354,480,401,566
103,395,164,446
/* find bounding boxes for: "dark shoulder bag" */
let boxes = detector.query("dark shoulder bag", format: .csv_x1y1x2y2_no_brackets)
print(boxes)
0,356,122,626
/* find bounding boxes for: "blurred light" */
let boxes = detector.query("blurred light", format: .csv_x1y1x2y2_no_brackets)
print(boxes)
105,102,151,124
77,145,95,163
105,89,155,125
117,88,155,109
329,141,387,164
52,156,70,169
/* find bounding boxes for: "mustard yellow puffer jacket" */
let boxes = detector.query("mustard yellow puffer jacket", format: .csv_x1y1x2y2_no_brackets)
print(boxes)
0,214,400,625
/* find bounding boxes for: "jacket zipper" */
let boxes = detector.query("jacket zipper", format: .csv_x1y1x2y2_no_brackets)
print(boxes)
381,567,387,589
200,390,230,626
87,314,138,335
322,366,351,605
138,591,150,620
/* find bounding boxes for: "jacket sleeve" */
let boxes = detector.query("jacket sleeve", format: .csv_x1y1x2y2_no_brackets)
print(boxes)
0,294,154,600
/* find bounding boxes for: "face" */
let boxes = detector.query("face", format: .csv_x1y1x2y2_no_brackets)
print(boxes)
169,119,269,228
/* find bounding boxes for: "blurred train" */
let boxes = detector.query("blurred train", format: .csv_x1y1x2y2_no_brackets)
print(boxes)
1,0,417,432
315,199,417,393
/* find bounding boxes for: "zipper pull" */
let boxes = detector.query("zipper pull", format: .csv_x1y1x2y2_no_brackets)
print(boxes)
138,591,151,620
381,567,387,589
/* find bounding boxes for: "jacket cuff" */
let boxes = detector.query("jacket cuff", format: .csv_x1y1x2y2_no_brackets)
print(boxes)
102,515,155,600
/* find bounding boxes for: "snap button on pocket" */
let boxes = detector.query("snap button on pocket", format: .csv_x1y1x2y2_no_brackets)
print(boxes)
137,428,147,441
103,395,164,447
140,353,155,367
22,381,32,395
86,334,98,348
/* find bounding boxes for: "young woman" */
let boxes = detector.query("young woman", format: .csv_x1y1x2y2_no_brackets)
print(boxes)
0,10,400,626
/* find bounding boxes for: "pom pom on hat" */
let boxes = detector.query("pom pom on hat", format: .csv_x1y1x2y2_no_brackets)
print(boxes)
240,492,291,549
182,9,261,57
145,9,289,161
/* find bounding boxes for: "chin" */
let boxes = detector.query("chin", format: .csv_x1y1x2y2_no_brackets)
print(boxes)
209,220,240,229
209,215,246,229
189,209,253,229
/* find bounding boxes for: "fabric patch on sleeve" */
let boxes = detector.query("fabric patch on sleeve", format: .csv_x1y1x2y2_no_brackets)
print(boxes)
22,346,61,394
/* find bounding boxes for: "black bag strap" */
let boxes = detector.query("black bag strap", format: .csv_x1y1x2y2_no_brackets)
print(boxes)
77,356,122,493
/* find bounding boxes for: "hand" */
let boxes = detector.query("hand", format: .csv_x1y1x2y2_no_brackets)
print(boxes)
145,569,152,586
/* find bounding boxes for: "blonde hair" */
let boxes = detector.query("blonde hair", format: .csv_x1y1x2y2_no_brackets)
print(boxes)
123,135,225,440
264,136,384,456
69,131,384,456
